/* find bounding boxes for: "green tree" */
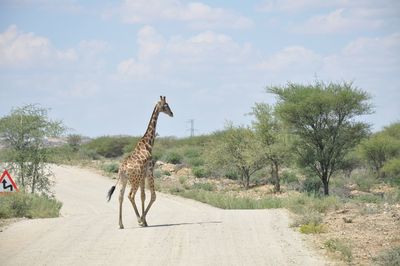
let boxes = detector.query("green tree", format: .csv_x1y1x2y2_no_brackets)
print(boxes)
358,122,400,178
84,136,136,158
251,103,292,192
207,123,267,189
269,81,371,195
67,134,82,152
0,105,65,194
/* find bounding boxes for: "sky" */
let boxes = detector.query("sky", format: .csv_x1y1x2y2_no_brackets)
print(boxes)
0,0,399,138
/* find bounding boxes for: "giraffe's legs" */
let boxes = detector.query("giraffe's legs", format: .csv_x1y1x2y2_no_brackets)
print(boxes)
141,175,156,226
128,180,142,225
118,175,128,229
139,177,146,226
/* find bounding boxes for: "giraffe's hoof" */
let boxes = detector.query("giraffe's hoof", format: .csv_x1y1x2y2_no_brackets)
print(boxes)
119,225,124,229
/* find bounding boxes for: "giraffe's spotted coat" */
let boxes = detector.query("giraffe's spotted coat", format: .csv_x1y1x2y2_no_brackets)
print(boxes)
116,96,173,229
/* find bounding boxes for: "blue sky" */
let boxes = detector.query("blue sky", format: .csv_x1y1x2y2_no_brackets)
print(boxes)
1,0,399,138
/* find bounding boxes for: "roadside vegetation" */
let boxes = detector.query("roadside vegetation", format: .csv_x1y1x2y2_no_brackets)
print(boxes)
0,192,62,219
0,105,64,220
1,81,399,265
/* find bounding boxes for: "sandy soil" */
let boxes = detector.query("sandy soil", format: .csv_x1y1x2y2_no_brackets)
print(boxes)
0,165,330,266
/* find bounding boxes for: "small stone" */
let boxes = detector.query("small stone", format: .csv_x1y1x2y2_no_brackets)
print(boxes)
343,217,353,223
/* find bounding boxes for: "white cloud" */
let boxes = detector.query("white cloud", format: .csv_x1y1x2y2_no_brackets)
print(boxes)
137,26,164,61
114,0,253,29
116,58,151,79
259,0,399,34
2,0,83,13
256,32,400,87
0,25,77,67
115,26,253,81
258,0,335,12
293,9,382,34
258,0,400,14
257,46,322,72
322,33,400,80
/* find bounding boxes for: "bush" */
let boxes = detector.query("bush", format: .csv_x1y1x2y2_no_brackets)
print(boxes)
153,169,163,178
352,173,377,192
374,246,400,266
102,162,119,174
225,170,239,180
84,136,137,158
285,193,341,214
192,166,208,178
382,158,400,184
0,192,62,219
384,188,400,204
178,175,188,185
324,238,353,262
301,175,322,194
299,223,326,234
291,210,323,227
281,171,299,184
188,157,205,167
164,152,182,164
353,193,383,204
191,182,215,191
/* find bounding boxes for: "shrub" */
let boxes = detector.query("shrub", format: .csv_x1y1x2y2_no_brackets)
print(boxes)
178,175,188,185
192,166,207,178
153,169,163,178
285,193,341,214
0,192,62,219
299,223,326,234
352,173,377,192
188,157,205,167
164,152,182,164
384,188,400,204
163,170,171,176
225,170,239,180
291,210,323,227
324,238,353,262
281,171,299,184
302,175,321,194
102,162,119,173
192,182,215,191
382,158,400,184
84,136,137,158
183,148,201,159
374,246,400,266
353,193,383,204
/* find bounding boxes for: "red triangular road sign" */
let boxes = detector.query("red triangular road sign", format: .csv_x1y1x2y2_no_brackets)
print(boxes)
0,170,19,192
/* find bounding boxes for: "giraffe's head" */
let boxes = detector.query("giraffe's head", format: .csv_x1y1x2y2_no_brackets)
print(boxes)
158,96,174,117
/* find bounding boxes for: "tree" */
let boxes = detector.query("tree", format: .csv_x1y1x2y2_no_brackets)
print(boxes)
207,123,267,189
269,81,372,195
251,103,292,192
358,122,400,178
0,105,65,195
67,134,82,152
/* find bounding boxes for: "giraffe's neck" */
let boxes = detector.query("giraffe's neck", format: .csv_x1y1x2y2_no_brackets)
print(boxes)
140,105,160,153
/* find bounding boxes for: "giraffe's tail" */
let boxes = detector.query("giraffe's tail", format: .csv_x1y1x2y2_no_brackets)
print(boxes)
107,170,122,202
107,185,116,202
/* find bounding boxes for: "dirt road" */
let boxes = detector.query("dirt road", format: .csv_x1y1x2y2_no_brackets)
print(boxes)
0,165,329,265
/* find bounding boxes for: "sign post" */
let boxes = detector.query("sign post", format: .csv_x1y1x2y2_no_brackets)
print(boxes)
0,170,19,193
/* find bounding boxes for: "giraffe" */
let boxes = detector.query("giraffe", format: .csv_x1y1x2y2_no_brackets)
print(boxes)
107,96,173,229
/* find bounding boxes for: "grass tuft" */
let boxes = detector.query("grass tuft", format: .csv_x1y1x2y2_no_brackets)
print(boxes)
374,246,400,266
299,223,326,234
0,192,62,219
324,238,353,262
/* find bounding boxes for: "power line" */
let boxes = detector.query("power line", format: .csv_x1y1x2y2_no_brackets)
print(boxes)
187,119,196,137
